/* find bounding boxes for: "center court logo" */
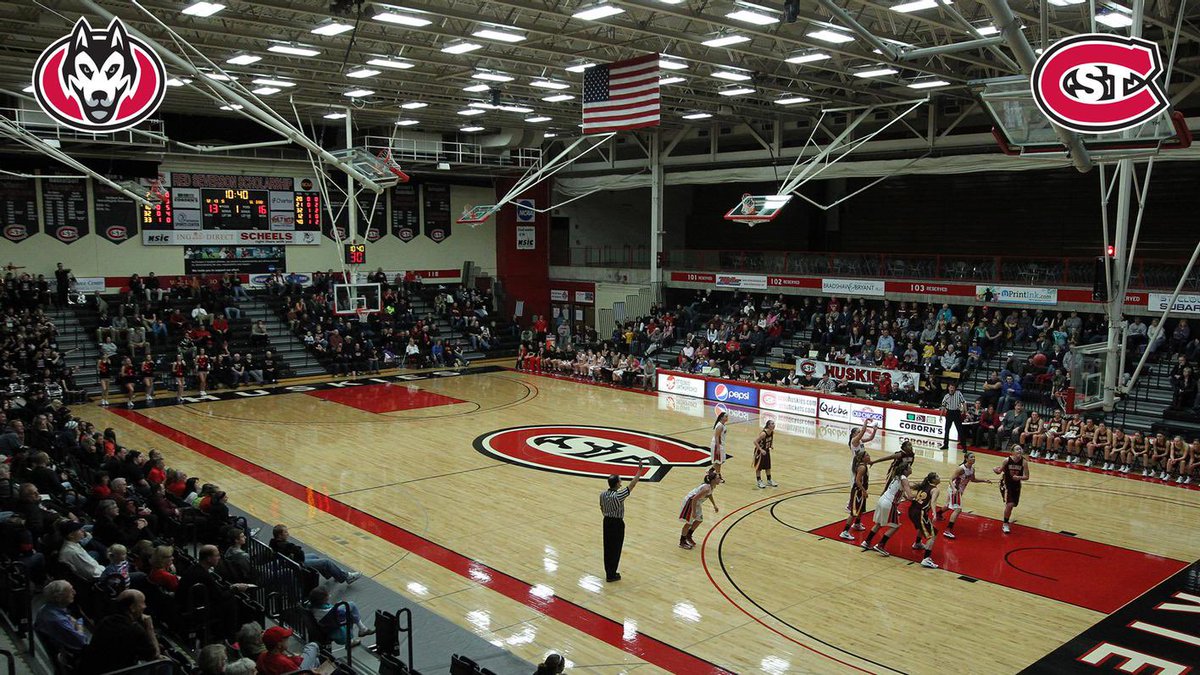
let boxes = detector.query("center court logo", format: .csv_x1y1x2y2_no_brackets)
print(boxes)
474,425,711,481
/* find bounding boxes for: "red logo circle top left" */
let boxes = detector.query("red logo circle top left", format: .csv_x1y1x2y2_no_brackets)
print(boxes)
474,425,711,481
33,17,167,134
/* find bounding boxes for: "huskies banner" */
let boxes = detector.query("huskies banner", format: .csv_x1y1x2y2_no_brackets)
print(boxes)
0,177,38,243
42,177,89,244
391,184,419,243
795,358,922,390
423,183,451,243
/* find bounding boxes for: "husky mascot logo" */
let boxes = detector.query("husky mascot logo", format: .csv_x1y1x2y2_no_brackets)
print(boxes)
32,17,167,133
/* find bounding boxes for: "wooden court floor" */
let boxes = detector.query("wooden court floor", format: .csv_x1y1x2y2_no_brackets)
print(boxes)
80,365,1200,674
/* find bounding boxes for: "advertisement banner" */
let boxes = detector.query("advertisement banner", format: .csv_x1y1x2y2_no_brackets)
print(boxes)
849,402,885,425
822,278,885,297
143,230,320,245
183,246,286,275
796,359,921,390
657,392,707,418
714,273,768,290
1147,292,1200,315
759,388,819,418
816,398,853,423
656,373,705,398
516,225,536,250
760,410,818,439
574,291,595,304
74,277,106,293
705,380,758,407
975,285,1058,306
550,289,569,302
884,408,959,441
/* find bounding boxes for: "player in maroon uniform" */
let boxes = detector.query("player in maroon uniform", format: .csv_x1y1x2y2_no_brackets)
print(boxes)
119,357,137,408
96,356,111,406
753,420,777,488
171,355,188,402
195,348,210,396
994,445,1030,534
838,445,871,540
140,354,156,402
908,472,941,568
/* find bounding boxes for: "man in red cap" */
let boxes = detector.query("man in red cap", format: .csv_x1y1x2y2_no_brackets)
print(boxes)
256,626,326,675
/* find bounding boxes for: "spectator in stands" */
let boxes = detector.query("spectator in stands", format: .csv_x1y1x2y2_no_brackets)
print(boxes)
198,644,229,675
1173,365,1197,410
976,404,1001,449
57,519,104,580
79,589,161,674
35,579,90,656
192,302,211,326
257,626,326,675
998,401,1029,450
269,524,361,585
219,526,257,584
148,544,179,592
178,544,253,637
250,320,269,347
998,374,1022,413
308,586,375,645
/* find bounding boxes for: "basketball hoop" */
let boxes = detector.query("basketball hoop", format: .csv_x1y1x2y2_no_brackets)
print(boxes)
145,178,168,204
376,149,410,183
355,308,371,324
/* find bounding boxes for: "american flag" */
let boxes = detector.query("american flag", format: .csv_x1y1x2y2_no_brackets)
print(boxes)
581,53,660,135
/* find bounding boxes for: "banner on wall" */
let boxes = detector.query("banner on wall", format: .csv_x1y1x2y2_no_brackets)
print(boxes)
423,183,451,243
516,199,536,223
74,277,106,293
759,388,819,418
714,273,768,290
93,177,139,244
516,225,536,250
574,291,594,304
796,358,922,390
550,289,569,302
391,183,419,243
183,246,286,274
885,408,959,441
42,177,89,244
0,176,38,243
1147,292,1200,315
144,230,319,245
975,285,1058,305
822,278,885,297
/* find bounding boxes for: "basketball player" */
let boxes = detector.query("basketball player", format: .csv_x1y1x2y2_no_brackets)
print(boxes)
849,419,877,455
1039,410,1065,460
119,357,137,408
859,462,913,556
1149,432,1170,477
1164,436,1189,482
711,411,729,483
943,452,990,539
96,356,111,407
1103,427,1130,471
993,445,1029,534
140,354,156,402
678,470,720,550
195,348,211,396
1183,439,1200,484
908,472,941,568
1084,421,1112,468
753,420,777,488
171,354,188,402
1127,431,1150,475
1018,412,1043,456
838,446,871,540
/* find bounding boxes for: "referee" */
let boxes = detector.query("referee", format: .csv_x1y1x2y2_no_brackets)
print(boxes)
940,381,967,450
600,458,645,582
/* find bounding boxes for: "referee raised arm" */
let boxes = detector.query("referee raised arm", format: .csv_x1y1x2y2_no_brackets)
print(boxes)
940,382,967,450
600,458,645,583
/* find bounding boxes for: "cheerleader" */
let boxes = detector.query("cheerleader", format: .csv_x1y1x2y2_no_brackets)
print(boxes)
753,420,777,489
171,354,188,402
96,356,111,406
711,411,729,483
942,452,990,539
139,353,156,402
678,470,720,550
195,348,210,396
118,357,136,408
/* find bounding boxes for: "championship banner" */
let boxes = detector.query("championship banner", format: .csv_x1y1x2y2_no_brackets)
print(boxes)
423,183,451,243
94,177,139,244
41,177,88,244
391,183,419,243
0,176,38,243
976,285,1058,306
796,358,921,390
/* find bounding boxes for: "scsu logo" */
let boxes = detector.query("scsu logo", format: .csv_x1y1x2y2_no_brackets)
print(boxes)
1032,34,1167,133
761,392,775,406
663,375,678,391
106,226,127,240
32,17,167,134
431,229,445,242
4,225,28,241
474,425,711,481
57,226,79,241
799,360,817,376
300,178,314,191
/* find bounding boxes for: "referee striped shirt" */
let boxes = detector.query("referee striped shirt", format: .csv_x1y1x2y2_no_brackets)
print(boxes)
600,487,631,519
941,390,966,411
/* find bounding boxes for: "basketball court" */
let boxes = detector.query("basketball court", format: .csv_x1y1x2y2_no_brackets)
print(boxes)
76,364,1200,674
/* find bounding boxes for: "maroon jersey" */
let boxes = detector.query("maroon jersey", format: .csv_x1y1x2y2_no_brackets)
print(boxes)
172,361,186,378
97,360,110,377
140,361,154,377
196,355,210,371
1002,456,1026,486
120,365,135,379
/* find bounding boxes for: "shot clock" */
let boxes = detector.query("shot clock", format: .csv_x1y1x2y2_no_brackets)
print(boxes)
344,243,366,265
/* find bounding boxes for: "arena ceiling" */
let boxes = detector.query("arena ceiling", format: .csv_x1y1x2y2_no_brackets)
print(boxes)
0,0,1198,154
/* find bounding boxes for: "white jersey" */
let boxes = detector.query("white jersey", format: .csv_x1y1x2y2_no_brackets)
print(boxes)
711,422,727,452
880,473,907,504
950,464,974,495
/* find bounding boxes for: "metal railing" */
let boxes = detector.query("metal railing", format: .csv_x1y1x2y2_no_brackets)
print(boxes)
0,106,166,147
363,135,541,169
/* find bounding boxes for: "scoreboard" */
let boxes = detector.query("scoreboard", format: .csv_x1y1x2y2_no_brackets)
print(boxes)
202,189,269,229
294,192,322,229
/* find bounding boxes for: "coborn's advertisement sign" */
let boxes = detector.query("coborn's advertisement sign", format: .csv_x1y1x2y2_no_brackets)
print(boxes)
884,408,959,442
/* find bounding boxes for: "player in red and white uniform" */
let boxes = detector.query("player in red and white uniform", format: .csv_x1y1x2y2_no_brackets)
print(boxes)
859,462,913,556
849,419,877,455
140,354,156,402
678,470,720,550
942,452,990,540
195,348,211,396
994,445,1030,534
711,411,729,483
171,355,188,402
96,357,111,406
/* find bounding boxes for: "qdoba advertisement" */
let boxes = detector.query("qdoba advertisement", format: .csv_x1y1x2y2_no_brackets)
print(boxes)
656,373,705,399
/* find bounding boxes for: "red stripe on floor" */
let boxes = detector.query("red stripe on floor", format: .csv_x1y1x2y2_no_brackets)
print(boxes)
110,408,731,674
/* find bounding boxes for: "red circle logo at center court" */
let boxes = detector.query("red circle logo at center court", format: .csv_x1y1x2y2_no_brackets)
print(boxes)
474,425,711,481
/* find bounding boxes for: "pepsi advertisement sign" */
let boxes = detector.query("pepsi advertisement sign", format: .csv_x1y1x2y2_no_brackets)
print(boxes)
705,381,758,407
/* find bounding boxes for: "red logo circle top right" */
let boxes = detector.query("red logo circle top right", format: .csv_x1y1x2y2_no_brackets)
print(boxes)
1031,34,1168,134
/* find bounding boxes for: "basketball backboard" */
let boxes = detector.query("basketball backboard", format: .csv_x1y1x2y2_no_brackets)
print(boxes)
329,148,409,188
457,204,497,225
975,76,1191,162
724,194,792,225
333,282,382,316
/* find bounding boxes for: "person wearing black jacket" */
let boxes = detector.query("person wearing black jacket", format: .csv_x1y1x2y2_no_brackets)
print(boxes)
269,524,360,584
178,545,252,639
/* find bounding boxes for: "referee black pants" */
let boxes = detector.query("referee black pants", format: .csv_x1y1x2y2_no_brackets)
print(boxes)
943,410,964,448
603,516,625,579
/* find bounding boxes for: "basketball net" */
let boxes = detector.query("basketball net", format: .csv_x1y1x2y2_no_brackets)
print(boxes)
375,149,410,183
355,308,371,323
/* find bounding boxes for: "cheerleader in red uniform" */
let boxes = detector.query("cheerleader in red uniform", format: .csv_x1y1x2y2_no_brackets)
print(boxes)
97,357,111,406
195,348,210,396
140,354,156,402
119,357,137,408
171,355,188,402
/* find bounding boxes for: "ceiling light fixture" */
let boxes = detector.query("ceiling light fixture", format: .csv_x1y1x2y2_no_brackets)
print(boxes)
400,102,428,109
473,71,515,82
460,126,485,132
225,54,261,66
975,24,999,35
323,112,347,119
219,104,243,111
890,0,949,12
343,88,374,98
544,132,557,138
807,29,855,43
1047,0,1085,5
268,44,321,57
907,78,950,89
717,85,755,96
853,67,899,78
346,68,381,79
311,21,354,36
395,119,420,126
726,8,778,25
181,2,225,17
463,84,491,92
565,62,596,73
441,41,483,54
541,94,575,102
712,69,753,81
372,10,432,27
572,2,625,21
457,108,487,116
472,27,526,43
204,72,237,81
530,79,571,90
525,116,552,123
253,78,296,87
682,112,712,119
659,76,686,85
166,77,192,87
785,51,831,64
775,95,812,105
366,57,415,69
701,34,751,47
252,87,281,95
659,58,688,70
1096,10,1133,27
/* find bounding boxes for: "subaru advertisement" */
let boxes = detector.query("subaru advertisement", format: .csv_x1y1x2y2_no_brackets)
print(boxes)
705,381,758,408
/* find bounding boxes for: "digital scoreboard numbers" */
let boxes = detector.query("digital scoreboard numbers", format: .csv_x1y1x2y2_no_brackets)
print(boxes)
294,192,322,229
344,243,366,266
142,187,172,227
202,189,269,229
